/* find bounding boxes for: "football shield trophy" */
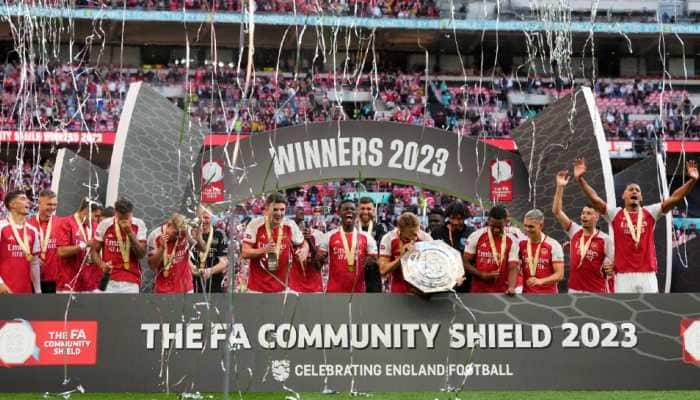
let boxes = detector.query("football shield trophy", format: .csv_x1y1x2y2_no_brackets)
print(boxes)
401,240,464,293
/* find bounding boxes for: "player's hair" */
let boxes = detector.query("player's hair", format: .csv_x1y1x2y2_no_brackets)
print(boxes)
169,213,186,230
265,192,287,206
338,198,355,211
38,189,57,199
445,201,470,219
489,205,508,220
582,203,599,213
102,206,115,218
114,198,134,214
79,197,102,211
359,196,375,206
429,207,445,217
397,212,420,231
197,204,213,216
3,189,25,209
524,209,545,222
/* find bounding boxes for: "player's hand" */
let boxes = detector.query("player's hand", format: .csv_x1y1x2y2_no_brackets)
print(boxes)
100,261,113,273
455,275,466,287
261,242,276,254
505,286,516,296
556,170,570,187
118,218,131,231
0,283,12,295
303,227,313,240
602,262,615,277
527,277,541,287
480,270,500,281
400,241,415,256
295,245,310,262
687,160,698,181
573,158,587,181
159,233,170,247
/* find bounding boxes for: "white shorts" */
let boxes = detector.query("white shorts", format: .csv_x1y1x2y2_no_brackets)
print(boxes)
614,272,658,294
105,280,140,294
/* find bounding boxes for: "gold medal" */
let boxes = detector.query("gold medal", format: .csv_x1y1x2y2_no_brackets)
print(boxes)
487,227,507,273
339,227,358,273
526,235,546,278
577,229,598,269
161,226,179,278
114,219,132,270
623,209,643,248
8,216,33,262
198,224,214,270
36,215,52,260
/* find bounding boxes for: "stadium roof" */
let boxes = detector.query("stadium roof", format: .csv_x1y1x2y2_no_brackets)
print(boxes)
4,5,700,35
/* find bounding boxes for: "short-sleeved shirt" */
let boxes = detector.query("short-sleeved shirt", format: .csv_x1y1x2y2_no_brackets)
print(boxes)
518,235,564,294
27,215,60,283
0,219,41,293
147,228,194,294
56,215,98,292
243,217,304,293
464,227,520,293
191,228,228,293
319,228,377,293
94,217,148,285
566,222,614,293
288,228,323,293
379,229,433,293
603,203,663,273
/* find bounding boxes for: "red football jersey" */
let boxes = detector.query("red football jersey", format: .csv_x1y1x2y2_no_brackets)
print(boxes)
147,228,194,294
320,228,378,293
0,219,40,293
288,228,323,293
518,235,564,294
566,222,614,293
94,217,147,285
55,215,99,292
243,217,304,293
604,203,662,273
464,227,521,293
379,229,432,293
27,215,61,283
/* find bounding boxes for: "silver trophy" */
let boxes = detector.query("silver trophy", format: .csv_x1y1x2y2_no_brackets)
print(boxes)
401,240,464,293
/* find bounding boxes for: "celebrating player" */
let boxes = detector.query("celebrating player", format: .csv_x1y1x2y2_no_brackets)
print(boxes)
514,209,564,294
378,212,433,293
0,190,41,294
431,201,475,292
356,197,387,292
317,200,378,293
147,214,194,294
191,206,228,293
241,193,309,293
91,198,148,293
574,158,698,293
464,205,521,294
56,198,101,292
552,171,614,293
27,189,59,293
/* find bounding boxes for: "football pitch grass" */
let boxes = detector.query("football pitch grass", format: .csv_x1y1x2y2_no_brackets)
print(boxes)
2,392,699,400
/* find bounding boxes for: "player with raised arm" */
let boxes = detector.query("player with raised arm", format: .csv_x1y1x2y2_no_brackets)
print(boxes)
574,158,698,293
553,171,614,293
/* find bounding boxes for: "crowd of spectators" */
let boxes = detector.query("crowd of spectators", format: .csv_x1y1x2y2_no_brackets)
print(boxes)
22,0,443,19
0,160,53,218
1,62,699,140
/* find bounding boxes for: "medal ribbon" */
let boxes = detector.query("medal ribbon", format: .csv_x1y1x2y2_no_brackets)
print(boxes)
264,217,284,258
487,228,507,271
526,235,546,277
339,227,358,272
577,230,598,268
73,213,92,243
8,216,33,262
36,215,52,259
199,224,214,270
623,209,643,246
161,225,179,276
114,219,131,270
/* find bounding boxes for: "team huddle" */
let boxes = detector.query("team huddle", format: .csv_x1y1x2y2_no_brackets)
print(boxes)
0,159,697,295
